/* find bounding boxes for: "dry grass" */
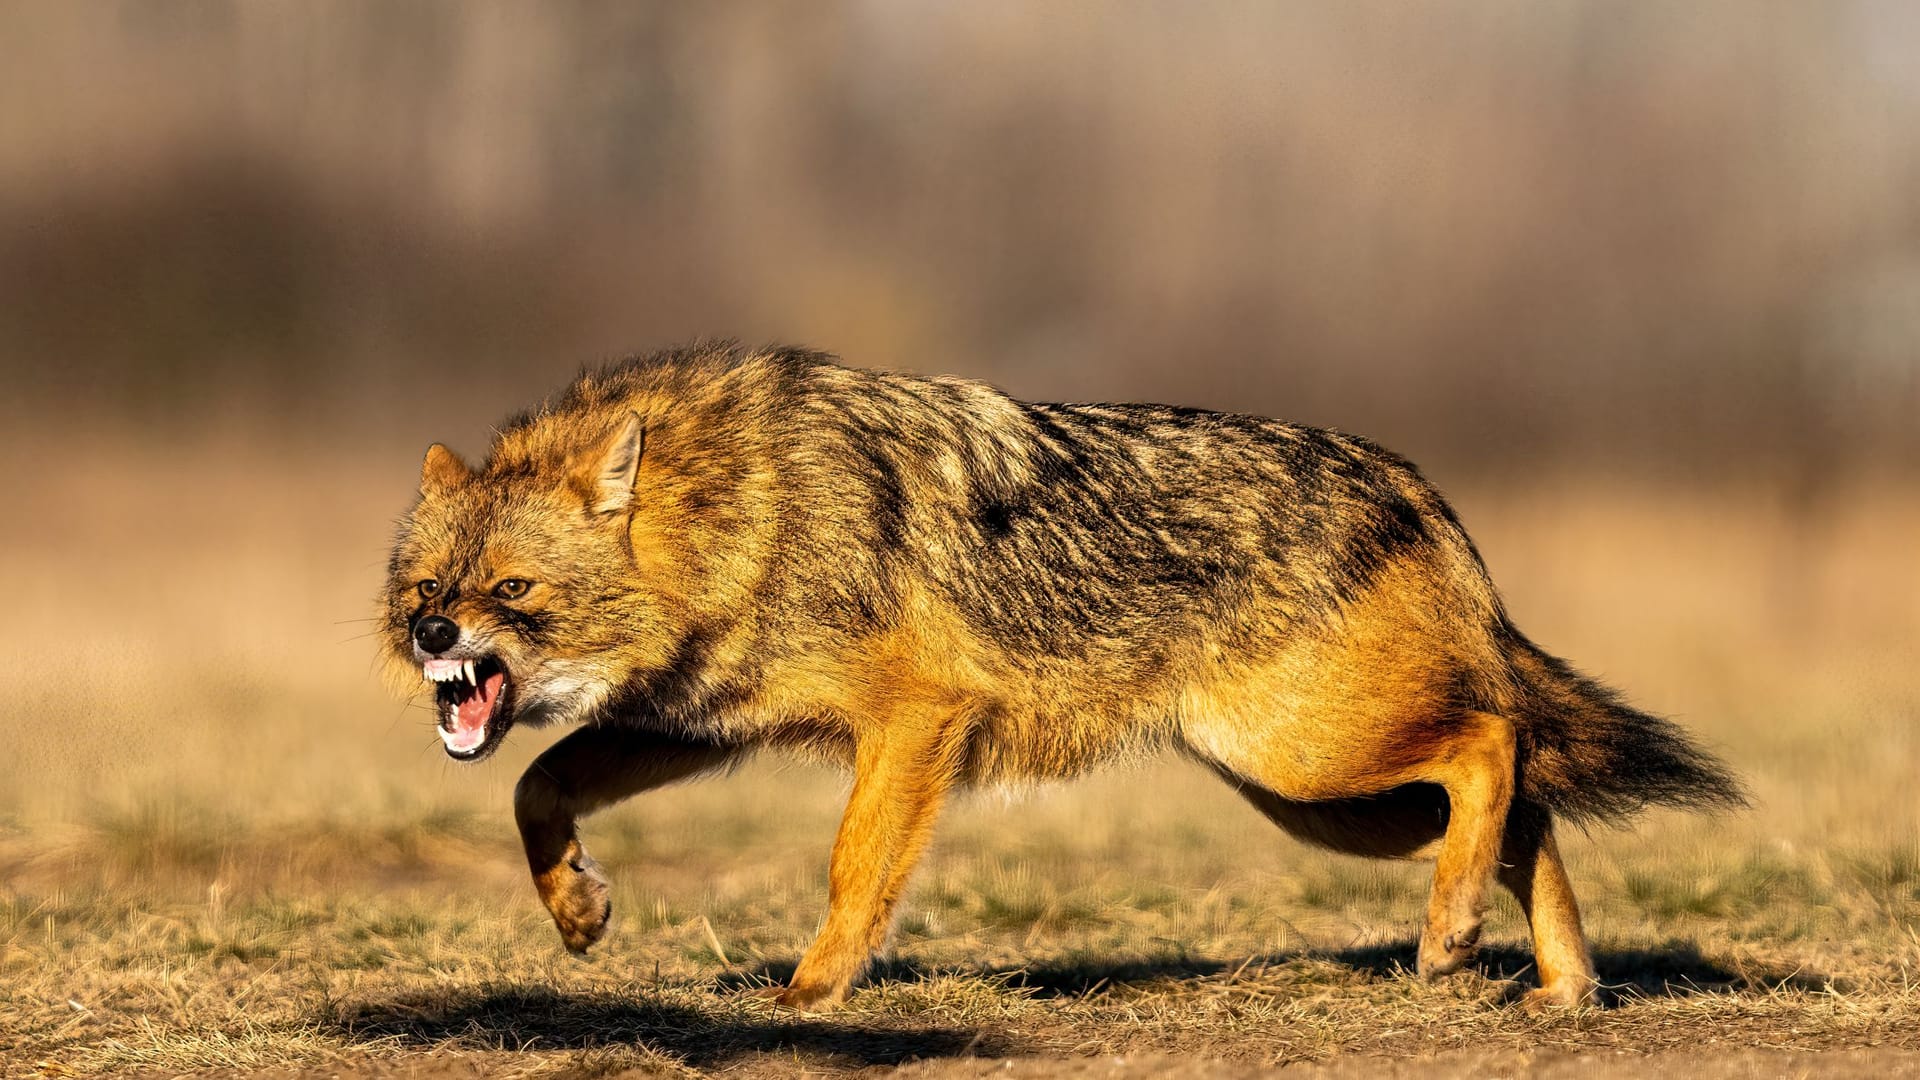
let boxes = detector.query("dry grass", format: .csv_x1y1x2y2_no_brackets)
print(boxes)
3,441,1918,1076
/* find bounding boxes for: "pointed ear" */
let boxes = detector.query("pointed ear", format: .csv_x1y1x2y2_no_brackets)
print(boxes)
575,411,645,516
420,443,472,497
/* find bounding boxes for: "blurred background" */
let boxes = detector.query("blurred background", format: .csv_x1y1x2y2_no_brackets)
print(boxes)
7,2,1920,474
0,2,1914,870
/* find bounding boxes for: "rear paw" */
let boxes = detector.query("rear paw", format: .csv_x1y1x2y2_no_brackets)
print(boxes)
770,982,846,1012
1521,978,1598,1012
1416,919,1482,980
540,849,613,954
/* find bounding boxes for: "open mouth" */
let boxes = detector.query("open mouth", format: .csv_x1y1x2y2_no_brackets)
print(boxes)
423,656,514,760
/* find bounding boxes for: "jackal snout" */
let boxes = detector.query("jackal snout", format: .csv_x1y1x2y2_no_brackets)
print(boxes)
412,615,460,656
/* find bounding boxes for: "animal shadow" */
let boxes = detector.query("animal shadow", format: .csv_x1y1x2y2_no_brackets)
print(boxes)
327,940,1825,1069
325,986,1010,1069
1324,939,1829,1003
731,938,1828,1007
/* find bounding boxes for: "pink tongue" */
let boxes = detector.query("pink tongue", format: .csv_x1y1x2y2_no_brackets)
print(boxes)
454,671,505,734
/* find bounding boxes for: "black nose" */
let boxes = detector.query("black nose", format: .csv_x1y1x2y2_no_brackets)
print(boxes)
413,615,460,655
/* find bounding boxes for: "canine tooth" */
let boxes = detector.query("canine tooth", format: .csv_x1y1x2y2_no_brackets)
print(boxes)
464,659,477,684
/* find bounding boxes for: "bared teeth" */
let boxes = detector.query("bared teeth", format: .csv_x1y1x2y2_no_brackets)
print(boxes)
422,658,481,685
424,657,480,680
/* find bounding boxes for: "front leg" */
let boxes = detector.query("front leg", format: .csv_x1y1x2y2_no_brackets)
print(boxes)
778,708,974,1010
513,724,738,953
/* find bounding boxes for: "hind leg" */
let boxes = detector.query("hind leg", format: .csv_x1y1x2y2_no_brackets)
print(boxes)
1207,766,1449,859
1497,804,1598,1008
1412,711,1516,979
1191,709,1516,981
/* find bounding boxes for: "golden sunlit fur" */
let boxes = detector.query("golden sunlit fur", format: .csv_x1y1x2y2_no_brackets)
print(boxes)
379,343,1743,1011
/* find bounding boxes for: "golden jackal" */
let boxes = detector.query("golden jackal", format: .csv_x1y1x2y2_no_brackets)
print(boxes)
379,342,1742,1010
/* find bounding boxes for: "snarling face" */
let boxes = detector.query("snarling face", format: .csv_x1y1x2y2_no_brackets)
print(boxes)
378,414,660,761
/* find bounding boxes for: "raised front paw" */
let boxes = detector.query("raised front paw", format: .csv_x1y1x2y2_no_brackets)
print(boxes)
536,844,613,954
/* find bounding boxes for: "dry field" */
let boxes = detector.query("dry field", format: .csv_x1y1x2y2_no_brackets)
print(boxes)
3,437,1918,1077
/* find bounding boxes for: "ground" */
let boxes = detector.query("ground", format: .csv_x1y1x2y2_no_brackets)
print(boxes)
4,762,1919,1077
2,448,1916,1077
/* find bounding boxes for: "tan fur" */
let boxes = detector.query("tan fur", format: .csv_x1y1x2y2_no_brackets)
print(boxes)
380,344,1742,1012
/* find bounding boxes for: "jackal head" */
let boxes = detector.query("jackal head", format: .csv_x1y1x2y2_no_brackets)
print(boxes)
378,411,670,761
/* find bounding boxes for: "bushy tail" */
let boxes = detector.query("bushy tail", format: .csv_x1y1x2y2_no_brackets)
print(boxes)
1504,632,1746,824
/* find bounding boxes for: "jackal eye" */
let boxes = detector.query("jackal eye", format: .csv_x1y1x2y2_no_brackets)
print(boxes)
493,578,531,600
416,579,441,599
